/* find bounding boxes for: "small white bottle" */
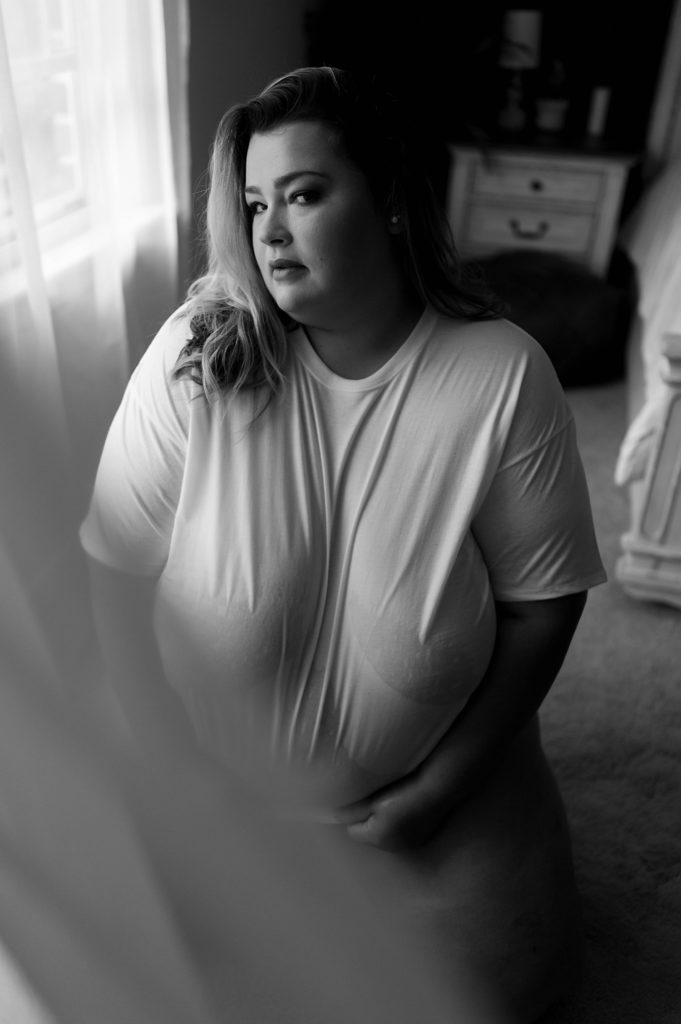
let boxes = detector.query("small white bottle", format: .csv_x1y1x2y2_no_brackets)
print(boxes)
587,86,611,138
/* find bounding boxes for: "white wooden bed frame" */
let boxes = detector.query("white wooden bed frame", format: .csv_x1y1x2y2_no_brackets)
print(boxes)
616,333,681,608
614,0,681,610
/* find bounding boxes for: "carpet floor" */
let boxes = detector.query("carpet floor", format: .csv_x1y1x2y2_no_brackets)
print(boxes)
539,379,681,1023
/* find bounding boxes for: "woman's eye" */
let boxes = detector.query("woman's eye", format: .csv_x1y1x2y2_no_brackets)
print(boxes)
247,201,265,217
290,190,318,205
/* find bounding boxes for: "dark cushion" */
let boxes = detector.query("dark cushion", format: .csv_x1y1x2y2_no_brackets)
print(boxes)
469,250,635,387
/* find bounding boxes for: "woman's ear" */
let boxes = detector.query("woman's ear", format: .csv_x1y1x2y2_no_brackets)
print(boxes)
388,212,403,235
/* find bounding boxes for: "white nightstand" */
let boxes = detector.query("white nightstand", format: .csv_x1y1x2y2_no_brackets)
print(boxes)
446,143,639,277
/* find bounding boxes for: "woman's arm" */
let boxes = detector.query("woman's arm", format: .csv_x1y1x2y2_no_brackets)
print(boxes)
87,557,200,763
334,591,587,850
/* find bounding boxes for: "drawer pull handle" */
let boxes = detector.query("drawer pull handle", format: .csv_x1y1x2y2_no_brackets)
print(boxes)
509,218,549,240
530,179,544,192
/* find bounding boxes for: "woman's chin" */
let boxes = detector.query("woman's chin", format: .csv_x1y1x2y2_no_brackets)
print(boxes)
270,285,324,327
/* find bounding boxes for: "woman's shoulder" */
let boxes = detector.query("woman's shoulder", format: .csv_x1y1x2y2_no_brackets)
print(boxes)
431,312,544,357
425,312,568,426
121,304,204,423
134,304,194,376
426,312,556,381
127,304,204,394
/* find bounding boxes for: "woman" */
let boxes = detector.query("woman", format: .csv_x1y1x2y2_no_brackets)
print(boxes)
81,66,606,1021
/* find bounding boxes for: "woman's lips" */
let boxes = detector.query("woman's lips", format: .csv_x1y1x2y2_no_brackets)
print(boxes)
271,263,305,280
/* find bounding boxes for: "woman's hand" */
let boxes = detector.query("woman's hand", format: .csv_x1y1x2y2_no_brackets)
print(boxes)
331,763,457,852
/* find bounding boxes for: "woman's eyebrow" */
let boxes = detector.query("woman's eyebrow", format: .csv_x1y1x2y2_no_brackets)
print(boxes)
244,170,329,194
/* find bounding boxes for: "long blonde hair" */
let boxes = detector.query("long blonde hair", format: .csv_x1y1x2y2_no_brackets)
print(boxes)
173,66,504,398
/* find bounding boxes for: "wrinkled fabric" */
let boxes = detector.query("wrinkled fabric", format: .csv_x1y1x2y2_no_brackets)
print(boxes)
80,305,605,809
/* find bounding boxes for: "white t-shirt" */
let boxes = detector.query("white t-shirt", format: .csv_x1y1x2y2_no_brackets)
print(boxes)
80,304,606,808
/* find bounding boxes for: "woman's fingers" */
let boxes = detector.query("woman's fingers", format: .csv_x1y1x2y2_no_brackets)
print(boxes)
329,799,373,826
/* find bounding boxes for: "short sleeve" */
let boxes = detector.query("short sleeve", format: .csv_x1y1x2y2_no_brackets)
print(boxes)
79,310,196,575
472,333,607,601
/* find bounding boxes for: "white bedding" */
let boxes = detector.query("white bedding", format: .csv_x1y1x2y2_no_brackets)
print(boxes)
614,157,681,485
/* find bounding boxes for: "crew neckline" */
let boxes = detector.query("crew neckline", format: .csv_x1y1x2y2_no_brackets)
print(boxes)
291,304,438,392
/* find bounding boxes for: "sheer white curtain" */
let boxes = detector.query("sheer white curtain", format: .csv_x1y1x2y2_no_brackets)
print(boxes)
0,0,185,488
0,0,189,675
0,1,193,1019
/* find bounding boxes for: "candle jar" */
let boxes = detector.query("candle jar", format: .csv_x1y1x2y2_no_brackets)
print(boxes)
535,97,569,133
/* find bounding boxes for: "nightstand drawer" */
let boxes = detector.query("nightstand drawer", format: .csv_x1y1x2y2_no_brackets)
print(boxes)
463,202,593,255
448,144,638,276
472,161,603,204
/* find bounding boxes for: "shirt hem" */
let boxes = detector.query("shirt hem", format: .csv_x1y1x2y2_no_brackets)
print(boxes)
492,571,608,602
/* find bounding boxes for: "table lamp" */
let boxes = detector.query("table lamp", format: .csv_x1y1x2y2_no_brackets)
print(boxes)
498,9,542,132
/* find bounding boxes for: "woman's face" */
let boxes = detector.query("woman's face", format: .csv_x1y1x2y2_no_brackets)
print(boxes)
244,119,401,328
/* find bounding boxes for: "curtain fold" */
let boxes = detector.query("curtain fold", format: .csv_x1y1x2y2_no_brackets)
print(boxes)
0,0,182,497
0,5,190,1015
0,12,69,456
0,0,186,679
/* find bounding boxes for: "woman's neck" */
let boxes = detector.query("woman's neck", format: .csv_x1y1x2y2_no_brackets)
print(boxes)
303,291,424,380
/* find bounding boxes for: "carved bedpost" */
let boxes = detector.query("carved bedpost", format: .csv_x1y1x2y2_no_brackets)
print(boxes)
616,332,681,609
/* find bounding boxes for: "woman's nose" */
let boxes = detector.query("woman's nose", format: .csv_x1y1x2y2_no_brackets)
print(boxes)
258,207,292,247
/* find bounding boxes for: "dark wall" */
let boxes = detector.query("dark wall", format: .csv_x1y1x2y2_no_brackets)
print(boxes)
187,0,308,281
304,2,676,183
536,3,675,150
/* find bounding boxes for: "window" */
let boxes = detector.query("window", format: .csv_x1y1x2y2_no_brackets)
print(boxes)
0,0,85,253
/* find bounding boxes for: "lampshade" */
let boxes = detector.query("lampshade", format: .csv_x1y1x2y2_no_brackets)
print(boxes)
499,10,542,70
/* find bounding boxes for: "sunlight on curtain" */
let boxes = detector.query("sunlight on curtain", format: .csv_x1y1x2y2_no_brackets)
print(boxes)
0,0,181,490
0,0,186,679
